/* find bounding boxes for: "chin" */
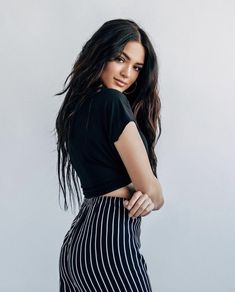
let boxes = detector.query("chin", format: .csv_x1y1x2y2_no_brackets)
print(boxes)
107,84,124,92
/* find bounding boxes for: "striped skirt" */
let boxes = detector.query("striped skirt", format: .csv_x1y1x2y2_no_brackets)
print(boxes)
59,195,152,292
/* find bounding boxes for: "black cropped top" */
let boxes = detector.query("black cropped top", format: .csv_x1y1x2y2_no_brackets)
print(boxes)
68,86,150,199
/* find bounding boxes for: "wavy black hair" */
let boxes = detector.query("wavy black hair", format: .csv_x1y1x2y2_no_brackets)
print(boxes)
53,18,162,213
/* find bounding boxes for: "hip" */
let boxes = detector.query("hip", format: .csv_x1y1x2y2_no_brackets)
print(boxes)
60,195,142,251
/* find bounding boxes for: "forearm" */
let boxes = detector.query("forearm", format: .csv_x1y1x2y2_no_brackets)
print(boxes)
129,179,164,211
144,179,164,211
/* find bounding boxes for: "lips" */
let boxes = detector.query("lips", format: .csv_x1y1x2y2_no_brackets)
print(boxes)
114,78,127,86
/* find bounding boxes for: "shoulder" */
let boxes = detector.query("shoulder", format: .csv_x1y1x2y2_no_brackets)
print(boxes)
92,87,129,105
89,87,135,124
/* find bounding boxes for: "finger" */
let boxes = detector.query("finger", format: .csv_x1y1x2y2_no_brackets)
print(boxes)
125,191,143,211
123,200,129,207
128,193,149,217
131,199,151,218
137,202,155,217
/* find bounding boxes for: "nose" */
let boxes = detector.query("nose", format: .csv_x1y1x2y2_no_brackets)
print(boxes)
120,65,131,78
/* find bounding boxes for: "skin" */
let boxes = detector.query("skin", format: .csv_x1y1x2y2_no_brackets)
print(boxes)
100,41,145,93
100,41,156,218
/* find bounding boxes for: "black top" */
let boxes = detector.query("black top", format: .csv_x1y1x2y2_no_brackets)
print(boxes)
68,86,150,198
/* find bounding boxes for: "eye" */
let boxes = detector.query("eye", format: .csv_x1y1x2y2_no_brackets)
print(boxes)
115,56,125,63
134,67,142,72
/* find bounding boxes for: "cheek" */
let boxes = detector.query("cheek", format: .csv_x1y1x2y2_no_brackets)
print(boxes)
101,63,118,80
105,62,119,73
133,74,139,82
100,68,108,82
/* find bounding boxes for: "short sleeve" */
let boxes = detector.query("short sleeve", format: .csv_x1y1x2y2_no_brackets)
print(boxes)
104,89,137,143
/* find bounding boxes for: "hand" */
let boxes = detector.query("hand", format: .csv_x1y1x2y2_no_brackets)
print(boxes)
123,191,154,218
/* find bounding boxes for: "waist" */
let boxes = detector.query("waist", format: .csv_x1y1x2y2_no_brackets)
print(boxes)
102,183,136,199
82,176,135,199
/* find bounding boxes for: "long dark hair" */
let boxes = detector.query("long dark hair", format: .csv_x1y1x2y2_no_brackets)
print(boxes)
53,18,162,213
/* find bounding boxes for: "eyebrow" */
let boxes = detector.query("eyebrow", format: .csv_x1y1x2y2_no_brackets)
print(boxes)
121,51,144,66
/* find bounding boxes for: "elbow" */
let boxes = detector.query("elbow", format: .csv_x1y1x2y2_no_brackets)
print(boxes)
134,177,164,211
154,196,164,210
148,178,164,211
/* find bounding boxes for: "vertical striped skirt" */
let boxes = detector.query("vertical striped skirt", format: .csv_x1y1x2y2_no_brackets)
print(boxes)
59,195,152,292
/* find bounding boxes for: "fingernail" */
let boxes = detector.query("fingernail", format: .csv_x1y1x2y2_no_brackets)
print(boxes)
123,200,128,206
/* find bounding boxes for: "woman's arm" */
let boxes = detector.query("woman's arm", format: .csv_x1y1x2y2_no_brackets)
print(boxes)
114,121,164,211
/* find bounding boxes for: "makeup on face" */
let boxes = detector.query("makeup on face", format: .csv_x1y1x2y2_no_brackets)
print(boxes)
100,41,145,92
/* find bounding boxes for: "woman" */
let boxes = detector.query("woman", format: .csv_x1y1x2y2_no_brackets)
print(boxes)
55,18,164,292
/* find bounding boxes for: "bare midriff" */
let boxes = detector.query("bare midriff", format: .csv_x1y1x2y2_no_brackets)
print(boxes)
102,182,136,200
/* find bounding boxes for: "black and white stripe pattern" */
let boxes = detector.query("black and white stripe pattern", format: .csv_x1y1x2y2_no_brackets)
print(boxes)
59,195,152,291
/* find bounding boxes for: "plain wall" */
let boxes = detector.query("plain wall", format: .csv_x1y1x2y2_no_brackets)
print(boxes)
1,0,234,291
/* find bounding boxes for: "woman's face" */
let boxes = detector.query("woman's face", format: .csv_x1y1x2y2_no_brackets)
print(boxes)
100,41,145,93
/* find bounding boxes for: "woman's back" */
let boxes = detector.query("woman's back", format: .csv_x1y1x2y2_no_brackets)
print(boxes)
68,86,150,199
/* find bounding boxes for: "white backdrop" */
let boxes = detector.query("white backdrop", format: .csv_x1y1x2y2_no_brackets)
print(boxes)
1,0,234,291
